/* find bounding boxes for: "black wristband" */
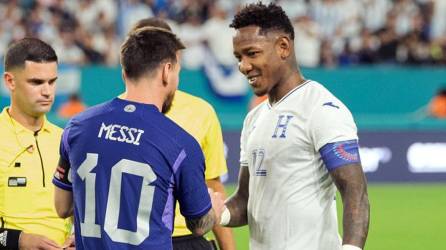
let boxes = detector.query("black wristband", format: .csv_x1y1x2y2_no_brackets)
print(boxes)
0,228,21,250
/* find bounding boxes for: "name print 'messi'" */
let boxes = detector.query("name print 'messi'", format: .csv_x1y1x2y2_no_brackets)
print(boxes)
97,122,144,145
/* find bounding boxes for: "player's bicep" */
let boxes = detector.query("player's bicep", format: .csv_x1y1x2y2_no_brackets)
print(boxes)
54,184,73,218
53,156,74,218
53,125,73,190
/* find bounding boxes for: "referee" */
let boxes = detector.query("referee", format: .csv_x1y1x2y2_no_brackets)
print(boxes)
0,38,72,249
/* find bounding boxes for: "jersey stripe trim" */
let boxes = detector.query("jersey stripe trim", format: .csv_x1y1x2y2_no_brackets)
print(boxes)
52,178,72,191
267,80,311,109
172,150,187,174
182,202,212,219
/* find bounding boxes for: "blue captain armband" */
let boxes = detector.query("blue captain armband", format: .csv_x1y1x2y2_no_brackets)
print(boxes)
320,140,361,171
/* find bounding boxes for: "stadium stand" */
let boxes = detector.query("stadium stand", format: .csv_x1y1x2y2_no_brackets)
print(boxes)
0,0,445,67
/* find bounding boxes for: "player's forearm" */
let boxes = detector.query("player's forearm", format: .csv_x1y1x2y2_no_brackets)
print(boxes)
185,209,216,236
206,178,236,249
224,167,249,227
331,164,370,248
224,192,248,227
342,189,369,248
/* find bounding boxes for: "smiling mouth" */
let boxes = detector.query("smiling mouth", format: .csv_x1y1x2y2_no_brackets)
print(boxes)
248,76,260,86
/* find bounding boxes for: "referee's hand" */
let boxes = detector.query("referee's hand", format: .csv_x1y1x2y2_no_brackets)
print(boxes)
18,232,60,250
61,234,75,250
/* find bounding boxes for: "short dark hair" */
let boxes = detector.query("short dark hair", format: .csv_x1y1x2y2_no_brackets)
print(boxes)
120,27,185,80
229,2,294,40
131,17,172,32
4,38,58,71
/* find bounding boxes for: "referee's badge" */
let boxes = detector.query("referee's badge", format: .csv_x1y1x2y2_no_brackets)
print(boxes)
8,177,27,187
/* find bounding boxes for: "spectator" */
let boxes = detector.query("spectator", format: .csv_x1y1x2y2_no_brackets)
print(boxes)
431,0,446,40
202,1,236,66
293,15,321,67
429,87,446,118
0,0,446,67
57,93,86,119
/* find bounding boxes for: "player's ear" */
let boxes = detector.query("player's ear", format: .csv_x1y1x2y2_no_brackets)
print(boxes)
161,62,172,87
121,69,127,83
276,36,291,60
3,72,16,91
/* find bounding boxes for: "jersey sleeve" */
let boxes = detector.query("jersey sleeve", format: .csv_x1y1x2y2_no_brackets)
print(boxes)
201,108,228,180
52,123,73,191
309,100,358,151
174,141,212,219
239,115,251,168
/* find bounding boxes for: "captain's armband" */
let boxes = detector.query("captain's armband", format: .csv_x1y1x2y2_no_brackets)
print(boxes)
319,140,361,171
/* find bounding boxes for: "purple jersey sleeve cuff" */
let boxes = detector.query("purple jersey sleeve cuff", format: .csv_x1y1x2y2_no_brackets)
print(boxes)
52,178,72,191
320,139,361,171
182,202,212,219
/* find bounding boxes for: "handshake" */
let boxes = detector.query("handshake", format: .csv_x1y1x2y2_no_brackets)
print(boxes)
186,188,229,236
208,188,229,227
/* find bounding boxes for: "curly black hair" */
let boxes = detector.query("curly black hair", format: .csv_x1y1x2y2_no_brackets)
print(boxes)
229,2,294,40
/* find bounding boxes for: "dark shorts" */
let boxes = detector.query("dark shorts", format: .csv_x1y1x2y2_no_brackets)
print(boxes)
172,234,217,250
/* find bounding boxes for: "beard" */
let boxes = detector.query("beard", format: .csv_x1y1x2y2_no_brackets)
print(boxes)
161,91,175,114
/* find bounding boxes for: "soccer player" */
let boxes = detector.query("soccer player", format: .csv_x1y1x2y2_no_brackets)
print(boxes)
128,18,236,250
221,3,370,250
0,38,72,249
52,27,224,249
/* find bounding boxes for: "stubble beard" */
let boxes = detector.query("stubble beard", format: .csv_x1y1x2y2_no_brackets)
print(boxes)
162,91,175,114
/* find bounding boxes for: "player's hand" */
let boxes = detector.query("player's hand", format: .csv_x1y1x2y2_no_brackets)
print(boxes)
208,188,225,224
61,234,75,250
18,232,61,250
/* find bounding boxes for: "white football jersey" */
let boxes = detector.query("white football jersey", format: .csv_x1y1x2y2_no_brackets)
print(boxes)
240,80,358,250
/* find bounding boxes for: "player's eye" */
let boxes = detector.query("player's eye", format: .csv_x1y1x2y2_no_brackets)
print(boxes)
28,79,44,85
247,51,259,57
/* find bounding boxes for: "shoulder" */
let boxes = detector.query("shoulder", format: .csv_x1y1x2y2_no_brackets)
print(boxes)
162,115,201,147
44,119,63,136
0,108,12,132
159,117,203,162
301,80,334,101
175,90,216,114
72,101,112,123
302,80,351,114
66,101,112,129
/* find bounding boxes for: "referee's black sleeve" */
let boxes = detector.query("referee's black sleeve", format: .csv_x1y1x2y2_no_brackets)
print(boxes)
0,228,21,250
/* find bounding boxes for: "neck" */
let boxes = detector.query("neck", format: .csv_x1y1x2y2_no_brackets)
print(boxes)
268,69,304,104
123,79,164,112
8,106,44,132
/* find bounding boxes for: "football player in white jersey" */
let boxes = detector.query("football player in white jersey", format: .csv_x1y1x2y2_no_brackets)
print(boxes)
218,2,370,250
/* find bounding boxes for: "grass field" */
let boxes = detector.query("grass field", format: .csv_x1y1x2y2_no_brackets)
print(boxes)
220,183,446,250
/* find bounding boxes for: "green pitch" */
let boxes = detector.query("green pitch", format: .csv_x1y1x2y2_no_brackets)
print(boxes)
221,183,446,250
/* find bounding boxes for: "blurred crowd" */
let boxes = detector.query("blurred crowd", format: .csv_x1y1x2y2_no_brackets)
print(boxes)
1,0,446,68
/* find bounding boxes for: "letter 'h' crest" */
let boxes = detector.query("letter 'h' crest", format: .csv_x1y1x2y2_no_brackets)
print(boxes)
272,115,293,138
